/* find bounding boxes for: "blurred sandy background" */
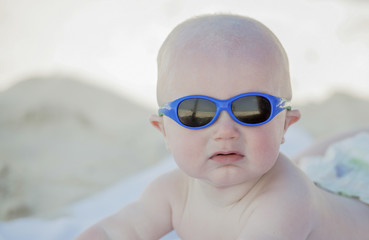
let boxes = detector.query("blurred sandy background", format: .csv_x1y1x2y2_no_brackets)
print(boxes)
0,0,368,221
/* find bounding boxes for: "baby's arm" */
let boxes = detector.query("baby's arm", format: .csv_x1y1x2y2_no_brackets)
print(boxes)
294,126,369,164
74,171,176,240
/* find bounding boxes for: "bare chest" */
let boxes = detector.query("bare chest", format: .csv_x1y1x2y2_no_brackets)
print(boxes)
172,202,252,240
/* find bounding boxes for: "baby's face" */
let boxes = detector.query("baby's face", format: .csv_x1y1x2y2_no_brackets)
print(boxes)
158,46,293,187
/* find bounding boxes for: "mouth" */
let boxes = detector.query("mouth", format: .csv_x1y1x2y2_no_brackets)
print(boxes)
210,151,244,164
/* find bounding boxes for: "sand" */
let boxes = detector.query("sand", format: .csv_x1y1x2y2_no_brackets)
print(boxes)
0,76,167,220
0,76,368,221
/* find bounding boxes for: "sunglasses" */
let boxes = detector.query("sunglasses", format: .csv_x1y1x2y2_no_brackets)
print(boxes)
158,92,291,129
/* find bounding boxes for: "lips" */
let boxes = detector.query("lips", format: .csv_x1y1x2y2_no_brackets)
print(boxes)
210,151,244,164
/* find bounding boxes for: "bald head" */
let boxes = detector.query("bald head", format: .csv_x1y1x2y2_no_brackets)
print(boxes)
157,14,291,105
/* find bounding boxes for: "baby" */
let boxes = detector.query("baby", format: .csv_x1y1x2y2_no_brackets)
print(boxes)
75,14,369,239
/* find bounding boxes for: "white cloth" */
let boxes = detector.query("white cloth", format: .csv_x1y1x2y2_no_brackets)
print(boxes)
300,132,369,204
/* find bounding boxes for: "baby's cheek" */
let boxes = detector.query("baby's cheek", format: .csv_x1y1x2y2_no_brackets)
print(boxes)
166,128,205,173
249,133,280,168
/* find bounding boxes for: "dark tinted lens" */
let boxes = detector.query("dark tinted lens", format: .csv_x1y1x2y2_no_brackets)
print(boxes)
231,96,271,124
178,98,216,127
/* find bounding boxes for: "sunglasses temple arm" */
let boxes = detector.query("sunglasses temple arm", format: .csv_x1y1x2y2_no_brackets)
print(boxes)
158,103,171,116
283,99,292,110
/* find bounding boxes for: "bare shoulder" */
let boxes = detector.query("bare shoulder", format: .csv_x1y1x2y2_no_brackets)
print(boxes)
239,155,317,239
140,168,188,205
261,154,318,207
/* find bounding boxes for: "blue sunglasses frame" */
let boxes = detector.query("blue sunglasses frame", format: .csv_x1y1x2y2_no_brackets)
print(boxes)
158,92,291,129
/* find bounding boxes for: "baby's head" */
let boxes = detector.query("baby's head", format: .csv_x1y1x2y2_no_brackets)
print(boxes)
151,14,300,187
156,14,292,106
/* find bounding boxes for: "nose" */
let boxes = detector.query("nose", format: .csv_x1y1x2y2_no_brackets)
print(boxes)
212,111,240,141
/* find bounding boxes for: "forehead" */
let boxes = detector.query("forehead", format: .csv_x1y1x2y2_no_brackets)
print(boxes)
157,15,291,104
168,49,284,99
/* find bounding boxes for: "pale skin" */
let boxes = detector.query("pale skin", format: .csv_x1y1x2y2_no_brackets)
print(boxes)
75,15,369,239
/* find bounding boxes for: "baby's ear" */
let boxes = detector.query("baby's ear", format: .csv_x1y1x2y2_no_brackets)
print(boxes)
150,114,166,136
281,109,301,144
284,109,301,131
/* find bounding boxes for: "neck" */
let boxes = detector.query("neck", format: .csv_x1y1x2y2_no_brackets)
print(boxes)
193,176,264,208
